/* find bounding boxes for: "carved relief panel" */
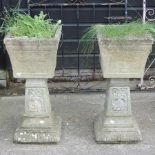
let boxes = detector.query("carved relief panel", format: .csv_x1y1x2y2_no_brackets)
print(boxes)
25,88,47,114
111,87,129,111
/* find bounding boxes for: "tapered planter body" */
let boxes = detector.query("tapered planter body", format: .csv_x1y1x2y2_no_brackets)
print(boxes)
4,26,62,144
4,26,62,79
98,36,153,79
94,35,154,143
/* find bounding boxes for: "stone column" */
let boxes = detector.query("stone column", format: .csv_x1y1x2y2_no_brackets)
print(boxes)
14,79,61,143
94,78,142,143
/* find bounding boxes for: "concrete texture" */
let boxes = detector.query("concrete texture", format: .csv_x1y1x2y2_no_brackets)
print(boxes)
0,92,155,155
98,35,153,78
4,26,61,79
14,79,61,144
94,79,142,143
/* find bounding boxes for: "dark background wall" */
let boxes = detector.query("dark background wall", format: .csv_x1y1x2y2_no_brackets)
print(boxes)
0,0,5,70
1,0,155,80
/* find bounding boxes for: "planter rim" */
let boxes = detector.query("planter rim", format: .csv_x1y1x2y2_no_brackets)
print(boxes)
97,34,154,42
4,25,62,41
96,24,154,41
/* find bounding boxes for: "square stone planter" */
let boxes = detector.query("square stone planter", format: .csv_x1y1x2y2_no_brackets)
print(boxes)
97,36,153,79
4,26,62,144
94,35,154,143
4,26,62,79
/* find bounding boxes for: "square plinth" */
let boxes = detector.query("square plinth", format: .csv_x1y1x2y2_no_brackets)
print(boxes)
94,115,142,144
14,113,61,144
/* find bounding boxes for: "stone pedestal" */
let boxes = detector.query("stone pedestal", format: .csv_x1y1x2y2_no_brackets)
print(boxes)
14,79,61,144
94,79,142,143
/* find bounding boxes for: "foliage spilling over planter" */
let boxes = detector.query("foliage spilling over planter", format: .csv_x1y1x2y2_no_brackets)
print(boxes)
2,11,62,78
4,26,62,78
0,11,61,38
81,21,155,53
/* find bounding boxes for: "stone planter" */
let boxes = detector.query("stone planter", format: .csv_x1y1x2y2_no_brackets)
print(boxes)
4,26,62,144
98,37,153,78
94,36,154,143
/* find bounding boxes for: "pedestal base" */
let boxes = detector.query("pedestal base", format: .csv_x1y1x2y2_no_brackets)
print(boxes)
94,115,142,143
14,79,62,144
94,79,142,143
14,113,61,144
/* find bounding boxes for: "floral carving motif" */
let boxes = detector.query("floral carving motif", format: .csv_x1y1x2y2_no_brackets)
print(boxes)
26,88,45,113
111,88,128,111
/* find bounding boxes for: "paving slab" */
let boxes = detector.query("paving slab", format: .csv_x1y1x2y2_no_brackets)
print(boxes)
0,92,155,155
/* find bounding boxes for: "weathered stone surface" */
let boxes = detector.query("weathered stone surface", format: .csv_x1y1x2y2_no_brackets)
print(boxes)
94,79,142,143
14,113,61,143
4,26,62,79
94,115,142,143
14,79,62,144
24,79,52,117
4,27,62,144
96,35,152,143
97,36,154,78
